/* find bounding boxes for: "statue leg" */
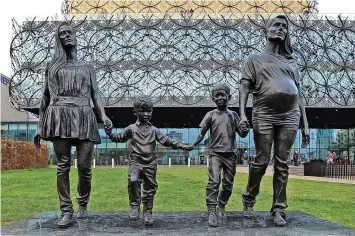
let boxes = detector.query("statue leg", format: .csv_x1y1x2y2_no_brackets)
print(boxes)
206,153,223,208
128,160,142,208
142,161,158,212
218,153,237,207
271,125,298,217
142,161,158,226
242,120,273,208
76,140,94,208
53,138,74,216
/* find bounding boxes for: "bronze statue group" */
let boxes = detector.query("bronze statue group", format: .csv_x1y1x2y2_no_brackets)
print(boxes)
34,15,310,228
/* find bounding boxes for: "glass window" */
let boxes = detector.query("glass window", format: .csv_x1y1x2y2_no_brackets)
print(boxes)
166,128,189,165
34,125,351,164
158,128,168,165
28,123,37,142
96,148,108,166
8,124,18,140
167,128,186,143
188,128,199,144
18,124,28,141
97,128,107,149
1,124,8,139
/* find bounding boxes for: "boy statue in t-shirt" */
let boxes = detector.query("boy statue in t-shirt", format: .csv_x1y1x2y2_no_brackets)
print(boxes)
106,95,187,226
186,83,249,227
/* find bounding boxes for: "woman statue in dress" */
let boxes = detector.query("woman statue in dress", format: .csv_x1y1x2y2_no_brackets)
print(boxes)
34,22,112,227
239,15,310,226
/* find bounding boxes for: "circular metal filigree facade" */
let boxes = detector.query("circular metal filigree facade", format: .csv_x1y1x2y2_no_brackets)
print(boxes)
9,1,355,109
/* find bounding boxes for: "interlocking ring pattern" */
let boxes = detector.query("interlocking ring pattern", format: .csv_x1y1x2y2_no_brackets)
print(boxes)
9,1,355,108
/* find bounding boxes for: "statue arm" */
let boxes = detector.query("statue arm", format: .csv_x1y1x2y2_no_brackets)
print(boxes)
235,113,249,138
190,126,208,147
239,56,254,120
38,64,51,133
156,128,184,149
89,64,108,122
294,67,310,147
239,80,251,119
298,94,308,128
294,67,309,128
109,126,131,143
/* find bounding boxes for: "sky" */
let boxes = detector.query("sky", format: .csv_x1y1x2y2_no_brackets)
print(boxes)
1,0,355,77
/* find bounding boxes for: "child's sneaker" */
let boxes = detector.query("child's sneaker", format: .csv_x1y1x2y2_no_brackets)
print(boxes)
207,205,218,227
144,210,154,226
129,206,140,220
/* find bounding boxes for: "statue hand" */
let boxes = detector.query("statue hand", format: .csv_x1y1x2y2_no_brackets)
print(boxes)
34,133,41,148
239,115,249,132
184,144,194,151
301,124,310,148
103,116,113,133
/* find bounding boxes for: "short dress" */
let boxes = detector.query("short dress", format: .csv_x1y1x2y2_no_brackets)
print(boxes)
39,62,101,144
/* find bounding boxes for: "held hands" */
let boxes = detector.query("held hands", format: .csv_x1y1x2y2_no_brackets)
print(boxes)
301,123,310,148
184,144,194,152
238,115,250,133
102,115,113,134
178,144,194,152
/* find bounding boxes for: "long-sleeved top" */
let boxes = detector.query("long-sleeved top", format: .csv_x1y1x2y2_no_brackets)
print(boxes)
110,120,182,163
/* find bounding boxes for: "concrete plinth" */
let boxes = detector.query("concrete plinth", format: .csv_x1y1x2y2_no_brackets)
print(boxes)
2,211,354,236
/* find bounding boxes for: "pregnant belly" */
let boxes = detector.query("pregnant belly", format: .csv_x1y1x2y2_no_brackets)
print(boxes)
261,80,299,112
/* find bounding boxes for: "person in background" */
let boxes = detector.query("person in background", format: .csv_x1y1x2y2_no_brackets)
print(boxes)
327,151,333,164
332,152,337,163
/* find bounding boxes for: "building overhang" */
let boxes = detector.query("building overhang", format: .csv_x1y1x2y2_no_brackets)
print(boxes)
23,106,355,129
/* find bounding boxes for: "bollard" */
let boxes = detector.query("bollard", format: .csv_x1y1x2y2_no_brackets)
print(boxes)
93,159,96,168
74,159,77,168
188,158,191,168
207,158,209,168
169,158,171,168
112,158,115,168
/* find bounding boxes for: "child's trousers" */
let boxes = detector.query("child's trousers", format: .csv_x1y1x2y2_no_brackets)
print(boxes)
206,152,237,207
128,159,158,212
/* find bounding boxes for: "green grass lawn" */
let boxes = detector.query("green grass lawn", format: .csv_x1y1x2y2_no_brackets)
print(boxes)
2,168,355,228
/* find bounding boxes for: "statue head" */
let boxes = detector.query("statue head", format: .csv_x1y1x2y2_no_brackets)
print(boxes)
211,83,231,108
133,95,153,123
266,15,293,59
49,22,77,79
58,23,77,48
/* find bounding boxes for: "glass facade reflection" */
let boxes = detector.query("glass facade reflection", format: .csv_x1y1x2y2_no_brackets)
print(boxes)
2,122,355,165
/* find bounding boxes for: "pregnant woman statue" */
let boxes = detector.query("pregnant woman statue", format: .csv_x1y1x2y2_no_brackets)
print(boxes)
239,15,310,226
34,22,112,228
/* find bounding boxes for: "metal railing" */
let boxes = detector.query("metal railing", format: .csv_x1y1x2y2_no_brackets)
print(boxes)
305,160,355,180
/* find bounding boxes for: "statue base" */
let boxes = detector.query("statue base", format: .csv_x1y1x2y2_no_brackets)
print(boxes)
2,211,354,236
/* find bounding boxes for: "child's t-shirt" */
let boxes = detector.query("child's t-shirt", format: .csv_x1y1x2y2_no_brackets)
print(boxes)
199,109,240,153
110,120,180,163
